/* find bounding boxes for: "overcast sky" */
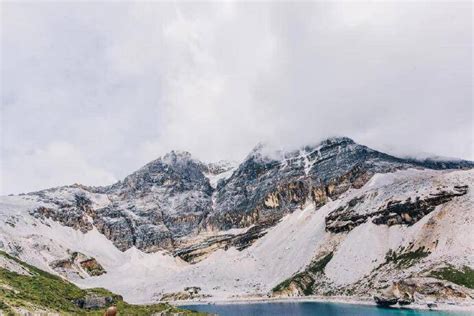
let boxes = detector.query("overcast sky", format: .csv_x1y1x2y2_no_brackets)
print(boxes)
1,1,472,195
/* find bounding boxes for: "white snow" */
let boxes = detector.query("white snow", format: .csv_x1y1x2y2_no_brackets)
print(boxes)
205,167,236,189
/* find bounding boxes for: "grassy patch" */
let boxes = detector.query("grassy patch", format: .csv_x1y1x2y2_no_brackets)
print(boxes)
0,299,13,315
384,247,430,269
271,252,333,294
271,271,314,295
430,265,474,289
0,251,205,315
307,252,333,274
271,277,294,293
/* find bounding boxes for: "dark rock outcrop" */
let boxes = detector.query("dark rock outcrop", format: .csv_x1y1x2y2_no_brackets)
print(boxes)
50,251,106,278
74,293,120,309
173,220,273,263
374,295,399,307
207,138,394,230
372,185,468,226
326,185,468,233
373,277,473,307
30,193,94,233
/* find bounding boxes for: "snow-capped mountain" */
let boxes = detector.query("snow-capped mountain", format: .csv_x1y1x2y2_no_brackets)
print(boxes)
1,137,473,307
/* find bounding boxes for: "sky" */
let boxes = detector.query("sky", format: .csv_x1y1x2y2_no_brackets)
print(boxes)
1,1,472,195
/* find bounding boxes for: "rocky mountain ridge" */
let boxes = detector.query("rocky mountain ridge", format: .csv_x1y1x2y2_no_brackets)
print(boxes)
1,136,473,308
22,137,473,261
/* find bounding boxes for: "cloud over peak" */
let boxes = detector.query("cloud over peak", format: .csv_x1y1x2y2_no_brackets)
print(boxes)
1,1,472,194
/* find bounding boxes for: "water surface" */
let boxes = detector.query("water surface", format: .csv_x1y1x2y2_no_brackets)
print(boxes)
181,302,472,316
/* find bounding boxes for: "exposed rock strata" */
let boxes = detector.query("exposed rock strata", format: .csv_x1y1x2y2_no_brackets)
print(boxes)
160,287,210,301
173,221,273,263
50,251,106,278
374,278,473,307
30,194,94,233
325,185,468,233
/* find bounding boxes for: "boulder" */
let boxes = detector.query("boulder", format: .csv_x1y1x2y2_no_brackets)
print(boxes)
374,295,399,307
74,294,116,309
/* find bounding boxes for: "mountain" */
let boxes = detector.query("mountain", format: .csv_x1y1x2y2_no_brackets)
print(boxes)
1,137,473,310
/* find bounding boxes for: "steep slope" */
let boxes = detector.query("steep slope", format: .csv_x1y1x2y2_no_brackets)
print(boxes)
207,137,415,230
271,170,474,302
0,137,473,308
97,150,215,251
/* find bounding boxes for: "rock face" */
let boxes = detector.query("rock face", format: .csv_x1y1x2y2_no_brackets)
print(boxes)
374,294,400,307
325,185,469,233
30,194,94,233
74,293,120,309
160,286,209,301
373,277,473,307
204,137,469,231
50,251,106,278
173,221,273,263
14,137,474,262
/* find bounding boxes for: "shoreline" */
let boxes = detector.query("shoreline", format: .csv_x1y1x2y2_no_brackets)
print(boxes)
173,295,474,313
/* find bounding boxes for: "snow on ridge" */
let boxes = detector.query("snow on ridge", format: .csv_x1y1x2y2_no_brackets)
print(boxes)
205,167,236,189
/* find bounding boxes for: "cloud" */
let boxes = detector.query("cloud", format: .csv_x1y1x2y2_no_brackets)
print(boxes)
1,1,472,194
0,142,116,194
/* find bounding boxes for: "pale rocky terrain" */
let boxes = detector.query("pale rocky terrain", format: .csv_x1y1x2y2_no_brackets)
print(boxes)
0,137,473,309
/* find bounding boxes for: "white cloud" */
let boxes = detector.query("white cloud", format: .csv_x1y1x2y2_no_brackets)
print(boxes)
0,142,116,195
1,1,472,194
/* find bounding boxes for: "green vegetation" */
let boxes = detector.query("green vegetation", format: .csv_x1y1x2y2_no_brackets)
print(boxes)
271,277,294,293
0,251,205,315
271,252,333,295
430,265,474,289
384,247,430,268
307,252,333,274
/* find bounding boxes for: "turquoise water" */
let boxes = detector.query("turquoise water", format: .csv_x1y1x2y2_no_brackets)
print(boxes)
181,302,472,316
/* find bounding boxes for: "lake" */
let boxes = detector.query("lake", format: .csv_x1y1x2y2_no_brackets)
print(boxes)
181,302,472,316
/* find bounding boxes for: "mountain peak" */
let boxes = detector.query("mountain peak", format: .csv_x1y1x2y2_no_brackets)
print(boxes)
319,136,355,146
161,150,194,164
247,136,357,162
